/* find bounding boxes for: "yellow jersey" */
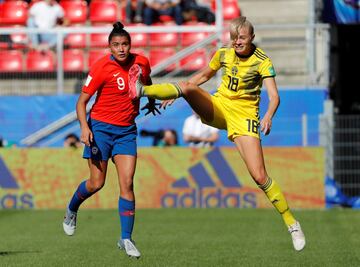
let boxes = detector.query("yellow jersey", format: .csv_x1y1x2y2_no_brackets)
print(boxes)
209,45,276,99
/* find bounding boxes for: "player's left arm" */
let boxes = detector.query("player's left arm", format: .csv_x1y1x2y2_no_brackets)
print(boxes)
261,77,280,135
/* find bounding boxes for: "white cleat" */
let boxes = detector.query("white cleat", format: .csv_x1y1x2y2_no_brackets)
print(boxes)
117,239,141,258
128,64,144,99
63,209,77,236
288,221,306,251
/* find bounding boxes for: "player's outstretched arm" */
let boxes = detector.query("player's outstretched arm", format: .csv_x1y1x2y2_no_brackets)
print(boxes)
188,66,217,86
260,77,280,135
160,99,176,109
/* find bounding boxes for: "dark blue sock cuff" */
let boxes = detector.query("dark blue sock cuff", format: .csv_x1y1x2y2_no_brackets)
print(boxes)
119,197,135,210
78,180,92,198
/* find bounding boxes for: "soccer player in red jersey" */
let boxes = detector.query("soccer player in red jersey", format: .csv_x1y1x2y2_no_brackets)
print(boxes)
62,22,158,258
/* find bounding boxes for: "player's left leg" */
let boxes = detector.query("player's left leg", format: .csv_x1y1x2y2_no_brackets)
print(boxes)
234,136,305,251
113,154,141,258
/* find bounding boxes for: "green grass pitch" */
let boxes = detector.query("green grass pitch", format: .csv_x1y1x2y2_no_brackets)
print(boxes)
0,209,359,266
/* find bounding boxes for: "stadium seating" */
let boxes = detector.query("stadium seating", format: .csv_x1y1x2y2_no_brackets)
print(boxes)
149,31,178,47
88,48,109,68
63,49,84,72
129,24,149,47
149,48,176,71
181,30,210,47
222,23,231,45
90,31,108,48
0,49,23,72
26,50,55,72
0,25,27,49
222,0,241,20
89,0,121,24
0,1,28,25
209,0,241,20
0,41,9,49
64,32,87,48
10,32,27,49
158,15,174,24
60,0,88,25
179,48,207,71
131,48,146,57
0,0,229,76
131,32,148,47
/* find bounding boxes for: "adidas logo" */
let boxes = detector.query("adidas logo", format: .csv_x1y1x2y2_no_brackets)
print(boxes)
0,156,19,189
161,148,257,208
0,156,33,209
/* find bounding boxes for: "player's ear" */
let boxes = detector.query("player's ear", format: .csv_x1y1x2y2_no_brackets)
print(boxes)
251,34,255,42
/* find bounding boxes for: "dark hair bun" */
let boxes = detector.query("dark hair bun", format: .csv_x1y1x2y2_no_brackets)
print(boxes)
113,21,124,30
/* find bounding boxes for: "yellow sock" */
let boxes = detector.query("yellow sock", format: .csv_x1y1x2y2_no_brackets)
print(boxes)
143,83,182,100
259,177,296,227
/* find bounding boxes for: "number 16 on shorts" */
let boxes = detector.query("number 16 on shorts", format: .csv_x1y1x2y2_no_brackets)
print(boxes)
246,119,259,134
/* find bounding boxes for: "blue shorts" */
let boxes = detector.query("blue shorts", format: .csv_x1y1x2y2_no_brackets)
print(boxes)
83,119,137,161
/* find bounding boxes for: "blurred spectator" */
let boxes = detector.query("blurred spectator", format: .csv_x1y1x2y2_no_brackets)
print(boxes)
64,133,82,148
140,129,178,146
182,113,219,147
143,0,184,25
126,0,145,23
0,136,16,148
0,34,13,49
161,129,178,146
181,0,215,24
27,0,69,51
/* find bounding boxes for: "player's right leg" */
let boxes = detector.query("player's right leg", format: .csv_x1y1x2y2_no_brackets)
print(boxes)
63,120,111,236
63,159,108,235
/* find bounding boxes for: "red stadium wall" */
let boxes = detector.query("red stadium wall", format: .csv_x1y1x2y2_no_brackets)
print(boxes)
0,147,325,209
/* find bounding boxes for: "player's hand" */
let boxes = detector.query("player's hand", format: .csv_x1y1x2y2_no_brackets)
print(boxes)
80,126,93,146
260,115,272,136
141,100,161,116
160,99,176,109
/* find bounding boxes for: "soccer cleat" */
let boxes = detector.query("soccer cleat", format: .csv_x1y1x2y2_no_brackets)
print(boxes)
288,221,306,251
117,239,141,258
63,209,77,236
128,64,144,99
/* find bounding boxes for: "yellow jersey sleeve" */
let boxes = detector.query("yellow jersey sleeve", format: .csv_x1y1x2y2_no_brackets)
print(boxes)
209,49,222,71
258,57,276,78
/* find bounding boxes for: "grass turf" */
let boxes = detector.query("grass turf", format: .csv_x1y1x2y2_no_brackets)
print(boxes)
0,209,359,266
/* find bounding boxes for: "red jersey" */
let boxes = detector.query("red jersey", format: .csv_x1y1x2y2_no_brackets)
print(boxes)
82,53,151,126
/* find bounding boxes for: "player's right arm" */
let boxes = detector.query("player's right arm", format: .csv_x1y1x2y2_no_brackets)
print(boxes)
77,59,105,146
188,66,217,86
188,48,222,86
76,92,93,146
161,63,217,109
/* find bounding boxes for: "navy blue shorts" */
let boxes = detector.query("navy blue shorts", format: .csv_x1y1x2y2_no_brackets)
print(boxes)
83,119,137,161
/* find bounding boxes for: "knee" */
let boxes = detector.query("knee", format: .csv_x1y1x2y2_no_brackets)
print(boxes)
87,179,105,192
121,178,134,193
179,81,197,95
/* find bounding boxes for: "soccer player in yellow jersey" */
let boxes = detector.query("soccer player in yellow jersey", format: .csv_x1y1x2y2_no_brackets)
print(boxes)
128,16,305,251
